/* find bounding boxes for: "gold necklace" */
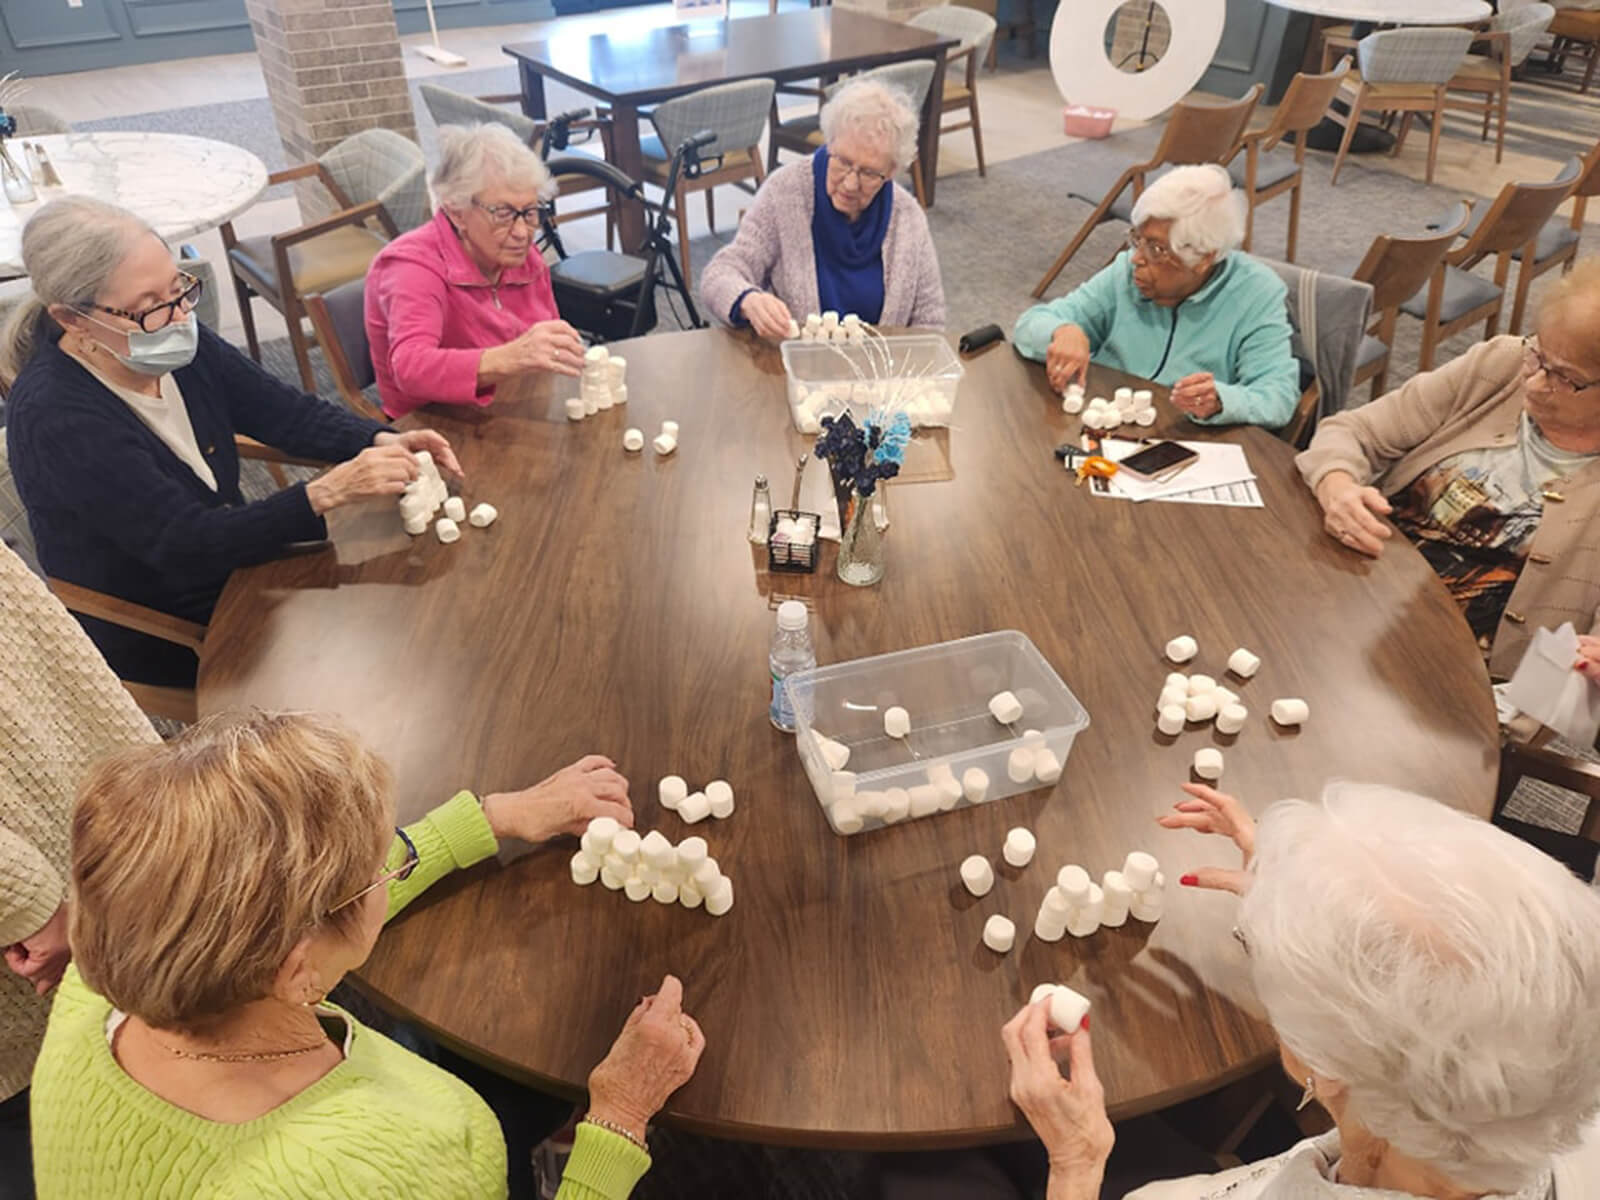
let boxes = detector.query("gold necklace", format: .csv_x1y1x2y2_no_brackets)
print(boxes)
155,1035,329,1064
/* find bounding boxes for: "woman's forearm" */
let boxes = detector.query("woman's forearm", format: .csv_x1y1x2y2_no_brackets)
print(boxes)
1047,1161,1105,1200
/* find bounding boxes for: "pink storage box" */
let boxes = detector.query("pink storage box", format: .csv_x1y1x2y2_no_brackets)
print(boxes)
1063,105,1116,139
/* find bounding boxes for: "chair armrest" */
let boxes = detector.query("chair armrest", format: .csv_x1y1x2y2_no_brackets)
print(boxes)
270,199,389,250
1499,738,1600,839
235,435,335,471
47,578,207,652
478,92,522,104
266,162,322,187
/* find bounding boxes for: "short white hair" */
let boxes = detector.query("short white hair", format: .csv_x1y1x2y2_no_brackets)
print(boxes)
819,79,920,173
1129,164,1246,268
432,122,554,212
1240,782,1600,1194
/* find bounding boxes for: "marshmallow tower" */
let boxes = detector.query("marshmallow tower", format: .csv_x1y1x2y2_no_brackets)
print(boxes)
1062,382,1086,414
1100,870,1132,927
572,819,733,916
577,346,627,415
1123,852,1165,922
1034,886,1071,942
399,451,448,534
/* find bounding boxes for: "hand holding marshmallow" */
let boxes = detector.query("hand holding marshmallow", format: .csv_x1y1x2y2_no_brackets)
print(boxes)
480,753,633,843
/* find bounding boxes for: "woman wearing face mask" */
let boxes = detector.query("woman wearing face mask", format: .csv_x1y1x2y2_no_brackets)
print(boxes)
0,196,460,688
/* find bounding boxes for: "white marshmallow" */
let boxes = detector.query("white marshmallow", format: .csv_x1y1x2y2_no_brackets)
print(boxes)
1007,746,1036,783
678,791,712,823
1227,647,1261,678
624,876,651,902
1130,874,1165,922
1187,674,1217,695
679,881,704,909
570,851,600,885
832,800,864,834
1193,747,1224,781
676,836,708,868
434,518,460,544
1166,673,1189,690
818,736,851,771
651,880,680,905
1213,686,1240,709
1063,392,1086,414
988,691,1024,725
600,865,626,890
1133,389,1154,405
585,345,610,366
1021,728,1046,748
1157,705,1187,736
960,855,995,897
467,503,498,528
830,771,857,804
565,397,586,421
822,310,839,328
1049,986,1092,1032
1030,983,1059,1005
579,830,607,859
1271,698,1310,726
908,785,941,818
1166,635,1199,663
442,496,466,523
1034,910,1068,942
403,513,430,536
623,428,645,452
608,357,627,386
586,816,620,849
856,791,888,820
661,420,680,438
1216,703,1248,735
882,787,912,822
982,915,1016,954
1122,851,1158,892
962,768,990,804
1056,865,1091,905
612,384,628,407
1184,693,1218,723
691,857,721,889
639,830,673,869
1100,870,1132,927
659,776,688,811
786,319,801,339
1067,884,1104,937
1003,828,1036,868
1114,386,1134,408
705,876,734,916
611,829,642,861
398,493,432,523
1134,408,1157,427
705,779,734,816
929,764,964,806
1034,750,1063,785
1158,685,1189,712
884,706,911,738
652,433,677,456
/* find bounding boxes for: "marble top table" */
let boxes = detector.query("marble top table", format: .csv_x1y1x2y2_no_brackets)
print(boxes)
1264,0,1490,22
0,132,268,278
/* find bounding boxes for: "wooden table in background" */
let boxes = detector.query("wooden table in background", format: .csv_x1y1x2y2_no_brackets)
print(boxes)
503,9,955,250
198,329,1498,1148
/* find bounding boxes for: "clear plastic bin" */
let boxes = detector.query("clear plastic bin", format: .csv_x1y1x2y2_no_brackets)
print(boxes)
783,631,1090,836
779,333,963,433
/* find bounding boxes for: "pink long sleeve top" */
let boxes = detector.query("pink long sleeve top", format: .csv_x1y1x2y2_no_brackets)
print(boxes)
365,210,561,419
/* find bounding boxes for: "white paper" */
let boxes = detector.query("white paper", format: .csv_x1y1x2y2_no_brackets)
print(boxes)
1098,439,1257,502
1503,623,1600,745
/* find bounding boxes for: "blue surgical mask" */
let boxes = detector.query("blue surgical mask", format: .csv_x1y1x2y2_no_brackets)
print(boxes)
78,312,199,376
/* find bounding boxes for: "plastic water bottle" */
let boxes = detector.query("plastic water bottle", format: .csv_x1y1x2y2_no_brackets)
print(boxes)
768,599,815,732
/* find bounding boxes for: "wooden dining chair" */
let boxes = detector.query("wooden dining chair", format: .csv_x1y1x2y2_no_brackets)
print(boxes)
1400,171,1577,370
1321,27,1475,186
1032,84,1263,299
304,280,385,423
221,128,424,393
1344,202,1472,401
906,6,998,177
1545,6,1600,94
1446,4,1556,165
1229,61,1350,262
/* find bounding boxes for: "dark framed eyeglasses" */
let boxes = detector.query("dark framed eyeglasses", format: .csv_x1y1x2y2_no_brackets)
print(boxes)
1523,336,1600,393
328,827,418,916
88,270,203,333
826,153,890,188
472,198,543,229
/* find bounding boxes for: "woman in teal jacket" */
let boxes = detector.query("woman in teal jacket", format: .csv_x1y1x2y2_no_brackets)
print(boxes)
1014,164,1300,430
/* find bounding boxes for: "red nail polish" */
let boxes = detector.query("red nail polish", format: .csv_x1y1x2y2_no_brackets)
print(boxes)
1081,1015,1090,1030
1180,873,1199,887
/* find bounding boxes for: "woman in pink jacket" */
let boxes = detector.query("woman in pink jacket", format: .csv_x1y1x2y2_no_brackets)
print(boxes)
365,123,585,419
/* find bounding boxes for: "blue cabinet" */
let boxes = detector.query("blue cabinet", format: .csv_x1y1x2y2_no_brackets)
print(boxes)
1197,0,1313,103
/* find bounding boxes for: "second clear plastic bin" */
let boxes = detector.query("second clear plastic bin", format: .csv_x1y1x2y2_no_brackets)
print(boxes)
779,333,963,433
783,631,1090,836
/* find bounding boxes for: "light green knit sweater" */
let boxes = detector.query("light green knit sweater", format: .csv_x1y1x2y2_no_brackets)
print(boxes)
31,792,650,1199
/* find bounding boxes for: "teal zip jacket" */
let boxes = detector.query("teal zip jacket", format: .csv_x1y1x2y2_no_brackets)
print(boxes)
1013,250,1301,430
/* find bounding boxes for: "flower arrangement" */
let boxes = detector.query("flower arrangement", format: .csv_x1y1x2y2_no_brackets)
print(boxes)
814,409,910,587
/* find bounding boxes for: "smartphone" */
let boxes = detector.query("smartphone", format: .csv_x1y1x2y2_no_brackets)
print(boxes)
1116,440,1198,482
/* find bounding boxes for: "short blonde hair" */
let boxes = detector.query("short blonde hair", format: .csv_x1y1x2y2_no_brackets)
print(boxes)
432,122,554,212
70,711,394,1033
1537,256,1600,366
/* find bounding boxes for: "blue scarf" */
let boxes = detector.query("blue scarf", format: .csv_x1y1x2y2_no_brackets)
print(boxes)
812,147,890,324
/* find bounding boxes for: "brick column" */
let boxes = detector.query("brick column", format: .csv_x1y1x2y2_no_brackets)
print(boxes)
246,0,419,217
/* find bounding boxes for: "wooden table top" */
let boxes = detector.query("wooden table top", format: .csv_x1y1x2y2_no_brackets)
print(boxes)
502,8,953,105
198,328,1498,1149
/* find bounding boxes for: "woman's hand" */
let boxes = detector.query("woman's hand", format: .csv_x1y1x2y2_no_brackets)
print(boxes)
1576,635,1600,683
479,319,585,384
5,900,71,996
1314,469,1393,558
1170,372,1222,421
1002,999,1113,1200
305,443,420,514
586,974,706,1142
1046,324,1091,393
740,291,794,342
373,428,463,479
1158,782,1256,895
480,754,633,844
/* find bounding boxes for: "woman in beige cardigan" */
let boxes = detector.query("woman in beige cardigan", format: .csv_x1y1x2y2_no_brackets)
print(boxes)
1296,260,1600,679
0,541,158,1199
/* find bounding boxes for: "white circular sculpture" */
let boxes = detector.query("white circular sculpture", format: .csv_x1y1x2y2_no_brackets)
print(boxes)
1050,0,1228,124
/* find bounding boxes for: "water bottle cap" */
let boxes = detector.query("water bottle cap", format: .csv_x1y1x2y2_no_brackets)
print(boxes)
776,600,809,631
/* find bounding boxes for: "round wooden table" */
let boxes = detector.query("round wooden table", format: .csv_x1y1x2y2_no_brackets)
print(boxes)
198,328,1498,1149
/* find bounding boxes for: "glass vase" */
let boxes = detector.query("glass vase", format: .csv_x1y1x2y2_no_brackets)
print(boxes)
836,488,886,587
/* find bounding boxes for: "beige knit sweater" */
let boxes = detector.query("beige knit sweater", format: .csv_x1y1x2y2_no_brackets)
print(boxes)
0,542,156,1101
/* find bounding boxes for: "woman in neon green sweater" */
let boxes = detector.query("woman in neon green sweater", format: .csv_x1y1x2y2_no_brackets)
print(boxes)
30,710,705,1199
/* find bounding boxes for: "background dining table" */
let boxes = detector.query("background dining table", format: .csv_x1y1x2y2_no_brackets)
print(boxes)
504,8,957,251
198,328,1499,1148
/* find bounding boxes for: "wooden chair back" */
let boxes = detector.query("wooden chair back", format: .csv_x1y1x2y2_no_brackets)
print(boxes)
1456,173,1578,261
1258,61,1350,153
1352,202,1472,313
1149,83,1264,169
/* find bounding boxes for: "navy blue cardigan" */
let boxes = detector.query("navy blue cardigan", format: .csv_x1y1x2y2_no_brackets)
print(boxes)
7,326,386,685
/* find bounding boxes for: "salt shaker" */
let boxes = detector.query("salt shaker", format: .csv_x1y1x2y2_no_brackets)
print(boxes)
748,474,772,544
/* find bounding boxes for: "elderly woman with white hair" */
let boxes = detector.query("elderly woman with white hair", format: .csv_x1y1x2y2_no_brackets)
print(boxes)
1003,781,1600,1200
700,78,946,335
1014,163,1299,429
365,122,585,419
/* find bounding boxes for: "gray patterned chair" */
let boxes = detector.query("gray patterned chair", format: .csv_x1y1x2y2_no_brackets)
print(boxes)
219,127,425,392
1447,3,1556,164
907,6,997,177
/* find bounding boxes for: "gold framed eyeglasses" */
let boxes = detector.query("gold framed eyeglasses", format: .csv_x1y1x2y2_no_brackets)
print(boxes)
328,828,418,915
1126,232,1183,269
826,153,890,188
1523,336,1600,393
88,270,203,333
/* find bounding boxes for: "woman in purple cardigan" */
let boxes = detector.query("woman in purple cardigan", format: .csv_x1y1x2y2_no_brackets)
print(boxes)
700,79,946,335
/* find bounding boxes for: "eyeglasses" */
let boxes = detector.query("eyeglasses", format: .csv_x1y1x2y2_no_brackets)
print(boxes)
826,153,890,188
1522,336,1600,393
328,828,418,916
89,271,203,333
472,198,543,230
1126,232,1184,269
